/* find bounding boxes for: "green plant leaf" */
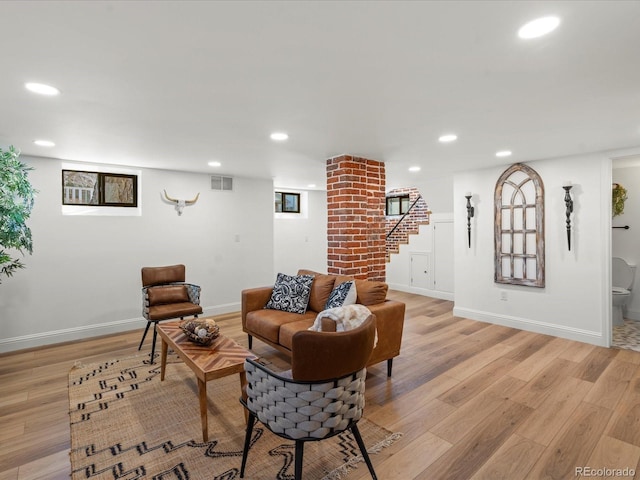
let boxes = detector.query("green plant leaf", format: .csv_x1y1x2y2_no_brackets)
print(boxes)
612,183,628,218
0,145,37,283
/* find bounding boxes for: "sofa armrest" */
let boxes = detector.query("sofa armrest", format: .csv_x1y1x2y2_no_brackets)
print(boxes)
241,286,274,329
291,315,376,381
366,300,406,364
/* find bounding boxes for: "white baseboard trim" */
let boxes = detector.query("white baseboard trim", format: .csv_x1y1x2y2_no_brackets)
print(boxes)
387,283,454,301
0,317,143,354
453,306,607,347
625,308,640,322
201,302,241,317
0,302,242,354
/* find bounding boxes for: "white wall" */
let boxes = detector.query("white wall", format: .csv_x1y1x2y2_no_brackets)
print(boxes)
414,175,454,214
0,156,275,352
274,189,328,275
612,161,640,320
453,154,611,346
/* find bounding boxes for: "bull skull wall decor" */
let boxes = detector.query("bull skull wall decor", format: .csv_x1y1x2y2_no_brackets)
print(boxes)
163,190,200,216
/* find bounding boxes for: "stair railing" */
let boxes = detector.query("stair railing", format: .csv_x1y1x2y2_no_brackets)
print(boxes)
386,195,423,239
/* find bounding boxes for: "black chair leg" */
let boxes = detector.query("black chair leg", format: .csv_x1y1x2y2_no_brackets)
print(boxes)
138,322,152,351
248,334,253,349
294,440,304,480
387,358,393,377
240,411,256,478
351,423,378,480
149,323,158,364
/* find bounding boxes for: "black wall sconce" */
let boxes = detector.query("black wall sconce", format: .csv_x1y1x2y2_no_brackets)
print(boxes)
465,192,474,248
562,181,574,250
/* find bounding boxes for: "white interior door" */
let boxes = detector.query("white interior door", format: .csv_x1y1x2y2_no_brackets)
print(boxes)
433,221,454,293
411,253,430,289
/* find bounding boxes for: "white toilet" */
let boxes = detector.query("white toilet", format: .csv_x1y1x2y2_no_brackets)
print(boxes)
612,257,636,326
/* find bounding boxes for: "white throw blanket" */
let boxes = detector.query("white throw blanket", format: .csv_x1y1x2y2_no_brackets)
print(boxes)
309,304,377,346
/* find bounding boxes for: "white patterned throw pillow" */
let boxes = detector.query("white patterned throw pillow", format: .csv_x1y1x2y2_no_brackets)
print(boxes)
324,280,357,310
265,273,314,314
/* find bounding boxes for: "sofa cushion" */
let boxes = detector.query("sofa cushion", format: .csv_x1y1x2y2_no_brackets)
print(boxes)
246,309,314,344
355,279,389,305
334,275,355,286
147,285,189,306
289,270,389,306
298,269,336,312
148,302,202,321
265,273,314,314
297,269,322,276
279,316,316,350
324,280,357,309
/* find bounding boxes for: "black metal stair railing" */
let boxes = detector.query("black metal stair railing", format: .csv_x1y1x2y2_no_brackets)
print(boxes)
386,195,423,239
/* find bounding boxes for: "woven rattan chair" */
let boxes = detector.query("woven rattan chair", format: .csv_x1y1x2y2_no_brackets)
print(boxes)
139,264,202,362
240,315,378,480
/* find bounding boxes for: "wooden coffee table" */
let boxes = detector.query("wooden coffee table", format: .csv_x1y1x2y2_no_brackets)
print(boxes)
157,320,257,442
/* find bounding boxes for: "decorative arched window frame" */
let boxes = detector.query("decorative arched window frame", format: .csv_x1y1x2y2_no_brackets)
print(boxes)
494,163,545,287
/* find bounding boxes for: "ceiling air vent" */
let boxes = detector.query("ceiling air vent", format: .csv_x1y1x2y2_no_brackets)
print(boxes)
211,175,233,191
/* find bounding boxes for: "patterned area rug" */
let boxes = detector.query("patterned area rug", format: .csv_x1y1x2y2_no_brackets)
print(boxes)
68,354,400,480
612,319,640,352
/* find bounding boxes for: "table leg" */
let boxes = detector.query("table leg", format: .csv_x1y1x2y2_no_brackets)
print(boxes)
198,378,208,442
160,339,168,381
239,371,249,424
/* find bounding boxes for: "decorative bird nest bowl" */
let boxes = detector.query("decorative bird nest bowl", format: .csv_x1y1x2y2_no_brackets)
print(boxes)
180,318,220,346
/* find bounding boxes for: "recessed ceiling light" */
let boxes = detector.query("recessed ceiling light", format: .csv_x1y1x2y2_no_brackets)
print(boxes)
438,134,457,143
33,139,55,147
307,184,316,188
270,132,289,141
25,82,60,96
496,150,512,157
208,161,221,167
409,166,421,172
518,16,560,39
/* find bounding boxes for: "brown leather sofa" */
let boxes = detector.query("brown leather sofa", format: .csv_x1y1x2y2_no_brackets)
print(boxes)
241,269,406,376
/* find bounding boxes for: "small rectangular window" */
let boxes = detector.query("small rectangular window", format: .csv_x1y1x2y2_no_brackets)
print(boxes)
386,195,410,216
275,192,300,213
62,170,138,207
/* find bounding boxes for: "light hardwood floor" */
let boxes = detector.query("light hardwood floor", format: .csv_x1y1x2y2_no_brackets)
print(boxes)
2,291,640,479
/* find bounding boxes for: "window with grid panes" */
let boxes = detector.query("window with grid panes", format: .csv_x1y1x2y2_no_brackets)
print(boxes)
494,163,545,287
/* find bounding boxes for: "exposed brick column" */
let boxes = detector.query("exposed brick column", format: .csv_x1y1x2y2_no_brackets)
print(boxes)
326,155,386,281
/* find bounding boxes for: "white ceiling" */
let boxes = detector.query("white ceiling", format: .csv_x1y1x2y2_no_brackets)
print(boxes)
1,1,639,190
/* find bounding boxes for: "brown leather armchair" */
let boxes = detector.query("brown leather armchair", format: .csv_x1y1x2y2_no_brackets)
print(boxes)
139,264,202,362
240,315,378,480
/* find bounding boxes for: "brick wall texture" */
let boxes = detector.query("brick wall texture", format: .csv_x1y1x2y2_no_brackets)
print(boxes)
326,155,386,281
385,187,430,258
